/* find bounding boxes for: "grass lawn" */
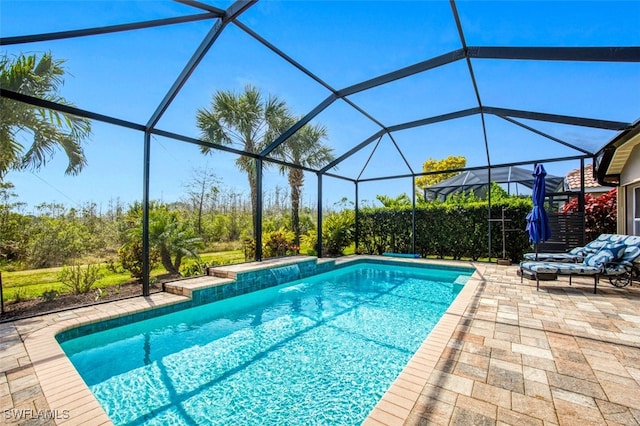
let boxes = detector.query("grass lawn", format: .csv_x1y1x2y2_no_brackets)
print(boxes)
1,250,245,303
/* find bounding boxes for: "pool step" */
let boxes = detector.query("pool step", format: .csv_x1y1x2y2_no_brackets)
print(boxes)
165,256,337,306
164,275,235,298
207,255,327,279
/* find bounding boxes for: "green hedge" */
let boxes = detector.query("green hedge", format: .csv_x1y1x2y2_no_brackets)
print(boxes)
358,199,533,261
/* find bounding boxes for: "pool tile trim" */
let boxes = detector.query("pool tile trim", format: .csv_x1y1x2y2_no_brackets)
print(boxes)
56,256,474,343
10,256,478,425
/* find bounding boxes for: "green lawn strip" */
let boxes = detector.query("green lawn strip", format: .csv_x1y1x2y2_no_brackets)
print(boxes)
200,250,246,265
2,267,140,301
2,250,245,303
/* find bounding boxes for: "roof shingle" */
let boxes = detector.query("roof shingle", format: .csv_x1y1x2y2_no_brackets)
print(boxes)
565,164,603,190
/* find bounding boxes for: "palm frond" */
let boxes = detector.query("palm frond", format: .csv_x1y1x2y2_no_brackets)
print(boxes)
0,52,91,176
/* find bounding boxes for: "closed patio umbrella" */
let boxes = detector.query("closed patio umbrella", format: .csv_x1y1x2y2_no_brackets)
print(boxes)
526,164,552,259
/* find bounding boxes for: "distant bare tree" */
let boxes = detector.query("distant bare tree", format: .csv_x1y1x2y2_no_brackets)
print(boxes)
182,167,220,236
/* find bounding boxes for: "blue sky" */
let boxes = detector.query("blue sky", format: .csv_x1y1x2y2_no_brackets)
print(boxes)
1,0,639,213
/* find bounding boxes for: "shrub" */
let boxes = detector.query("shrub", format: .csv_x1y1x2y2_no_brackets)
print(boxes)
295,210,354,257
300,230,318,256
147,206,203,275
358,206,411,255
105,258,124,274
181,262,205,277
263,228,296,258
118,240,160,281
562,188,616,241
0,240,27,263
41,289,58,302
359,199,532,261
242,229,298,259
323,210,354,256
119,203,202,276
26,216,91,268
243,238,255,261
57,263,103,294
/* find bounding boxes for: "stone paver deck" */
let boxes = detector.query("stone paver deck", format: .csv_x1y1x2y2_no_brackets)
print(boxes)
1,259,639,425
365,262,640,426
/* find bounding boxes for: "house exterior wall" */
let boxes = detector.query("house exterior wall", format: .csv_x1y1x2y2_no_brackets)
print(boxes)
618,144,640,235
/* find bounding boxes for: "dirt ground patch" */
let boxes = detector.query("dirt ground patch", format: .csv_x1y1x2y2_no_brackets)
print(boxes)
1,281,163,321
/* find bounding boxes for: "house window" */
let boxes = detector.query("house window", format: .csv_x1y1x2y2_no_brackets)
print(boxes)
635,186,640,236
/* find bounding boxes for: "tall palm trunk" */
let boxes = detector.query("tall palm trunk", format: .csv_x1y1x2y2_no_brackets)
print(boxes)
195,177,206,236
248,165,258,238
289,167,304,247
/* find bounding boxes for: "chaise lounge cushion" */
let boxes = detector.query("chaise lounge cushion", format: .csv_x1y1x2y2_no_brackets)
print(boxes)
603,243,626,260
522,234,615,262
583,243,625,267
577,234,617,254
554,263,602,275
620,240,640,266
520,261,601,276
519,262,558,274
522,234,640,263
522,252,583,262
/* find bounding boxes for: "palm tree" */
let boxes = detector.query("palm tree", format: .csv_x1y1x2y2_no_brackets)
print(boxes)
148,206,202,276
196,85,289,238
0,52,91,180
274,121,335,247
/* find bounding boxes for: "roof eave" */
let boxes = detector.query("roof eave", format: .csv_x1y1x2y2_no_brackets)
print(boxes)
594,119,640,186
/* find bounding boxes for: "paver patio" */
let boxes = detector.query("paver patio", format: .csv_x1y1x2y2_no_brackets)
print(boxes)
1,259,639,425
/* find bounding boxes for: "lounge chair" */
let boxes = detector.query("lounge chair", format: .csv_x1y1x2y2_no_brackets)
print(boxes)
522,234,616,262
520,234,640,293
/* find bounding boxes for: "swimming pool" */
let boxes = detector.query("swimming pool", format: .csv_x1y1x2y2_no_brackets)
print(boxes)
60,261,472,425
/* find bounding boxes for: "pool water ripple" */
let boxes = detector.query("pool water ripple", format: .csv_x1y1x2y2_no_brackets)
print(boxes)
61,263,471,425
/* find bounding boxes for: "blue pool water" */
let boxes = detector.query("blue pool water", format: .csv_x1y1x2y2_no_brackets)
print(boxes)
60,262,472,425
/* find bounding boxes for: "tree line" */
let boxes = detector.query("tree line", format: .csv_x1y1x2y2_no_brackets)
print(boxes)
0,177,333,269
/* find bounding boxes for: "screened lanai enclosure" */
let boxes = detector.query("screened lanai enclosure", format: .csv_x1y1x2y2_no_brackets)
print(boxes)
1,1,639,296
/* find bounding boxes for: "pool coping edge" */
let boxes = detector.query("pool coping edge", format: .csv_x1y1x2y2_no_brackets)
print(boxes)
362,261,483,425
20,292,189,425
17,257,480,425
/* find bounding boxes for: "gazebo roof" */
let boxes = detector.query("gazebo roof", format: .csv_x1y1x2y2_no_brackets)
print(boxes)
426,166,565,198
